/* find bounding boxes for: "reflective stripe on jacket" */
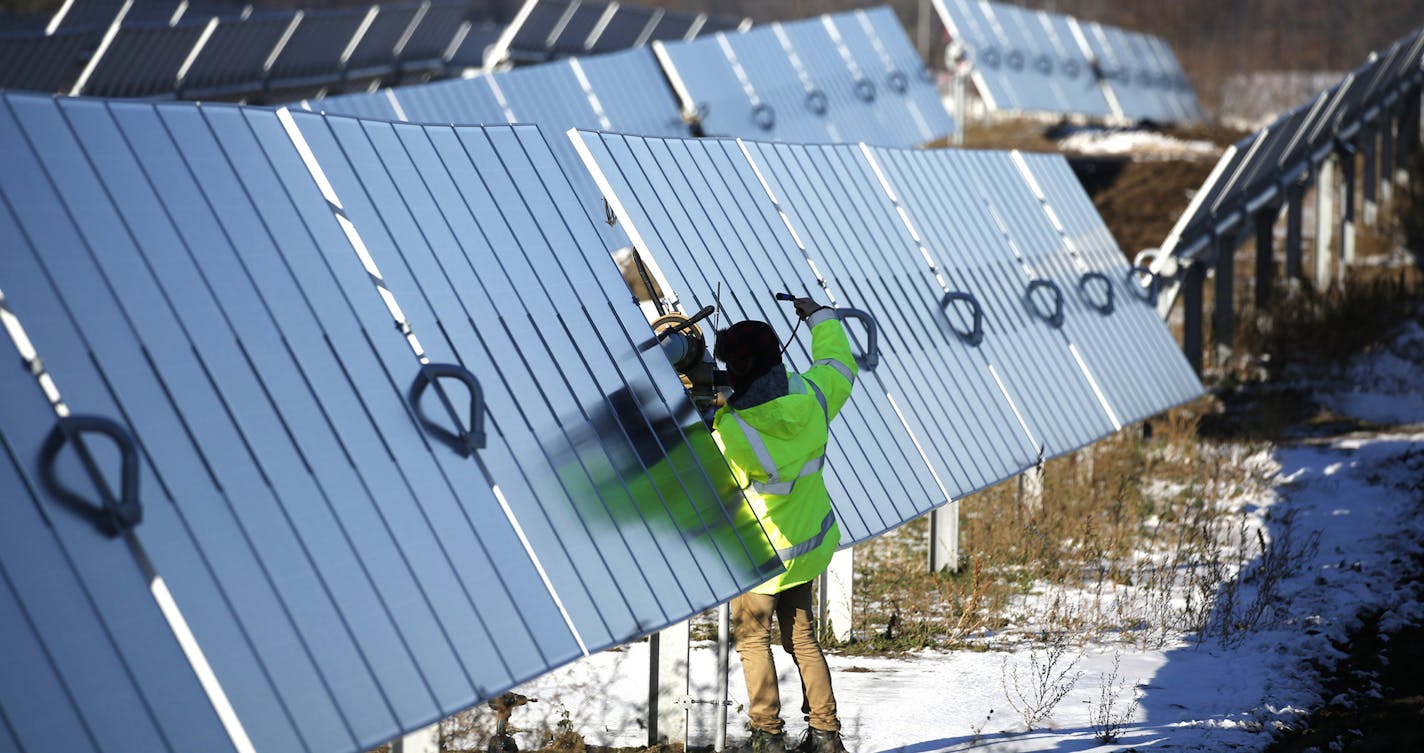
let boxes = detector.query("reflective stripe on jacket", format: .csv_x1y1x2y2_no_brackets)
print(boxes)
713,309,857,594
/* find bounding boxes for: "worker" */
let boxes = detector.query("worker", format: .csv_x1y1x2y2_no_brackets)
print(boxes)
712,295,856,753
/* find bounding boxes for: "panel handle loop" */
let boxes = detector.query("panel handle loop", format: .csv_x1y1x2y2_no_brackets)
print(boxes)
1026,279,1065,327
1033,54,1053,75
1006,50,1026,71
835,308,880,372
1126,266,1158,303
886,69,909,93
940,291,984,345
751,103,775,130
409,363,487,457
805,89,828,115
854,78,876,102
40,415,142,536
1078,271,1115,314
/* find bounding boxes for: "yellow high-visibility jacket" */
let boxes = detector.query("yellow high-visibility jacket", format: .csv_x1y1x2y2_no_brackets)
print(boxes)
713,309,857,594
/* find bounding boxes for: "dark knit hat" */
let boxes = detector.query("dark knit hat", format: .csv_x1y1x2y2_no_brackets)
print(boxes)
714,320,782,383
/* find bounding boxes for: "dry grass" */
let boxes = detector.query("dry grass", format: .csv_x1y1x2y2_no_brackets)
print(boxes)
842,397,1287,653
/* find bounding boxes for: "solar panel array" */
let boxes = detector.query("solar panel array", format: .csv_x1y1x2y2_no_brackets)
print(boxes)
0,0,727,101
934,0,1202,123
1154,26,1424,277
571,129,1202,545
655,7,956,144
485,0,746,66
0,91,781,753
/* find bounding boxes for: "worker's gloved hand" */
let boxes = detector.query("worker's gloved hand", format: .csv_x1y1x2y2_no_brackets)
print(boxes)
793,296,829,320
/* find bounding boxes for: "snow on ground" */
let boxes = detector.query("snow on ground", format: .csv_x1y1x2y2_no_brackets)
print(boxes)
1055,129,1221,162
1316,309,1424,426
452,317,1424,753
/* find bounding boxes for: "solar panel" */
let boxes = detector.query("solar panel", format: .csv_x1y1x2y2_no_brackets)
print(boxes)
445,20,505,69
654,34,757,138
292,111,781,618
1013,152,1202,416
177,11,294,100
856,7,956,141
828,7,955,144
571,130,953,543
575,47,692,138
587,4,658,53
861,146,1120,457
310,88,404,120
397,0,469,76
343,3,423,81
934,0,1020,111
646,9,698,43
0,27,88,94
0,366,238,753
697,15,746,37
773,17,905,145
0,91,781,752
502,0,572,62
738,140,1040,493
548,0,608,55
386,75,507,123
77,19,209,98
987,2,1062,113
720,25,838,142
1038,10,1112,117
267,7,368,92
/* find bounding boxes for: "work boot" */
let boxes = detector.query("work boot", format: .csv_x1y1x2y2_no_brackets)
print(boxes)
806,728,847,753
745,729,787,753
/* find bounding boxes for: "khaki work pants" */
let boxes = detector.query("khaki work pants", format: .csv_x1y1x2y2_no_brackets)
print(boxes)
731,581,840,734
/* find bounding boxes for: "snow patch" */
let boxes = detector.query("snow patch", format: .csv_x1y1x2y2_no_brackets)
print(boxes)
1056,128,1222,161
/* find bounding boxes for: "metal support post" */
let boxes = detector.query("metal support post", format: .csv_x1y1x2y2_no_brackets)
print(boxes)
1017,450,1044,514
917,0,932,63
817,548,854,644
648,621,690,747
715,603,730,752
392,724,440,753
1212,233,1236,363
1382,110,1396,205
1314,156,1337,290
1362,128,1378,226
1254,207,1277,309
1182,262,1205,375
1285,180,1305,281
951,73,966,146
928,502,960,573
1340,147,1357,270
